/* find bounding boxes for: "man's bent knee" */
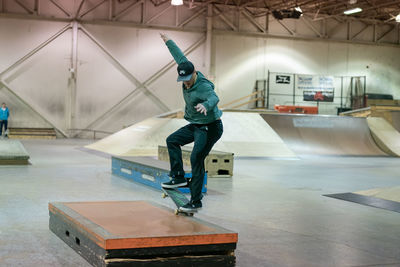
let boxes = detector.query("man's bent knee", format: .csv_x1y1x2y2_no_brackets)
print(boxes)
166,134,177,146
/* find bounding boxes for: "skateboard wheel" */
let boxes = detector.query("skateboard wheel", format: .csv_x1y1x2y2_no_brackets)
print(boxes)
174,209,179,215
162,193,168,198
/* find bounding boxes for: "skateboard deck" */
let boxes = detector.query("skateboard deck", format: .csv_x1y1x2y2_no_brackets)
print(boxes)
162,187,195,216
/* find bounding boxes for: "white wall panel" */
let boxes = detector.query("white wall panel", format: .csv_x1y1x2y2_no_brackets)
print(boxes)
93,90,166,134
0,19,69,71
347,44,400,97
6,30,70,125
0,20,71,130
75,30,140,130
148,66,184,110
83,25,203,82
215,35,259,105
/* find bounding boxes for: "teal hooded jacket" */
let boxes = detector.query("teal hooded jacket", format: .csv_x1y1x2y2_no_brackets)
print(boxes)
165,39,222,124
0,107,9,120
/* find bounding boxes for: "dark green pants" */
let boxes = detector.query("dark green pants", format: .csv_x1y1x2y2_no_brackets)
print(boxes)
166,119,223,203
0,120,7,135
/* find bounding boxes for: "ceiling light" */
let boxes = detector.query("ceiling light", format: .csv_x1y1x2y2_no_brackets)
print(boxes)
396,14,400,22
272,9,302,20
171,0,183,6
343,7,362,15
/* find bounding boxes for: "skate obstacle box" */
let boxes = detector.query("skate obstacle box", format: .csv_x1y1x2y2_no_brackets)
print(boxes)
111,156,207,193
0,140,30,165
49,201,238,266
158,145,234,178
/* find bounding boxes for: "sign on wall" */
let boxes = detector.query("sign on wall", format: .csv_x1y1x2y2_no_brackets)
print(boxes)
297,75,335,102
276,75,291,84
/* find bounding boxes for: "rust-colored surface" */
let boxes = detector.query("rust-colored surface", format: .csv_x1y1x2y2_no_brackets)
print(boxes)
49,201,238,250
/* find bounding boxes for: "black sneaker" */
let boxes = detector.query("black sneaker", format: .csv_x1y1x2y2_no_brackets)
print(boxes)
161,177,187,188
179,201,202,213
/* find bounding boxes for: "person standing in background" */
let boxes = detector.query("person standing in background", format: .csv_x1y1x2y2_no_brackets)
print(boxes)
0,103,10,138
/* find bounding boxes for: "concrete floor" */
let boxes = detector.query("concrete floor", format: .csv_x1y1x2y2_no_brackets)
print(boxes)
1,139,400,267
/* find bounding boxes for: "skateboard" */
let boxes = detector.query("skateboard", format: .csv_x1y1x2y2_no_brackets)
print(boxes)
162,187,195,216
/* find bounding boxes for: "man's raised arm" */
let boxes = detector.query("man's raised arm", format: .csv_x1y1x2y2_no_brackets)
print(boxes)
160,33,189,65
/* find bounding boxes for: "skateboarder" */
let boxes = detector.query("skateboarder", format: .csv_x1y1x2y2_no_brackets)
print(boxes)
0,103,10,138
160,33,223,213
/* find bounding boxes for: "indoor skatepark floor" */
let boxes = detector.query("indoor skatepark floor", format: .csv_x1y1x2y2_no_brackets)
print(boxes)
1,139,400,267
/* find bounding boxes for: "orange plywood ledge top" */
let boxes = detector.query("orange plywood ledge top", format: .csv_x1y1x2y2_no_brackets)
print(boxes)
49,201,238,250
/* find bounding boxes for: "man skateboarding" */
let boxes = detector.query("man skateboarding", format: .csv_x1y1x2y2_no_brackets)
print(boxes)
160,33,223,213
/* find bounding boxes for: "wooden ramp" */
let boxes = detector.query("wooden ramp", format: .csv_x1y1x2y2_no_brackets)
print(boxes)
262,113,387,156
49,201,237,266
85,111,295,158
367,117,400,156
340,105,400,132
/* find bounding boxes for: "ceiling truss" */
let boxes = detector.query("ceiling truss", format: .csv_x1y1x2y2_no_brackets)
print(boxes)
0,0,399,45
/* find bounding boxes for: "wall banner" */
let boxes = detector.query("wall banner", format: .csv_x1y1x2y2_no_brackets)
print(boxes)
297,75,335,102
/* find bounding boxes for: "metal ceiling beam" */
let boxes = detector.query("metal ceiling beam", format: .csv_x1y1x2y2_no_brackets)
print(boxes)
145,4,172,24
377,25,396,42
3,0,400,23
34,0,39,15
240,0,264,8
75,0,86,19
49,0,71,17
328,19,346,38
113,0,143,20
177,6,206,27
213,5,238,31
241,8,266,32
109,0,113,20
275,19,295,35
329,0,400,18
351,23,370,40
301,15,322,37
14,0,34,14
0,1,399,46
213,26,400,48
398,24,400,44
80,0,108,19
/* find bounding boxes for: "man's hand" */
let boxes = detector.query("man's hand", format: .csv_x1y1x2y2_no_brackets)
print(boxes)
195,103,207,116
160,33,170,43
